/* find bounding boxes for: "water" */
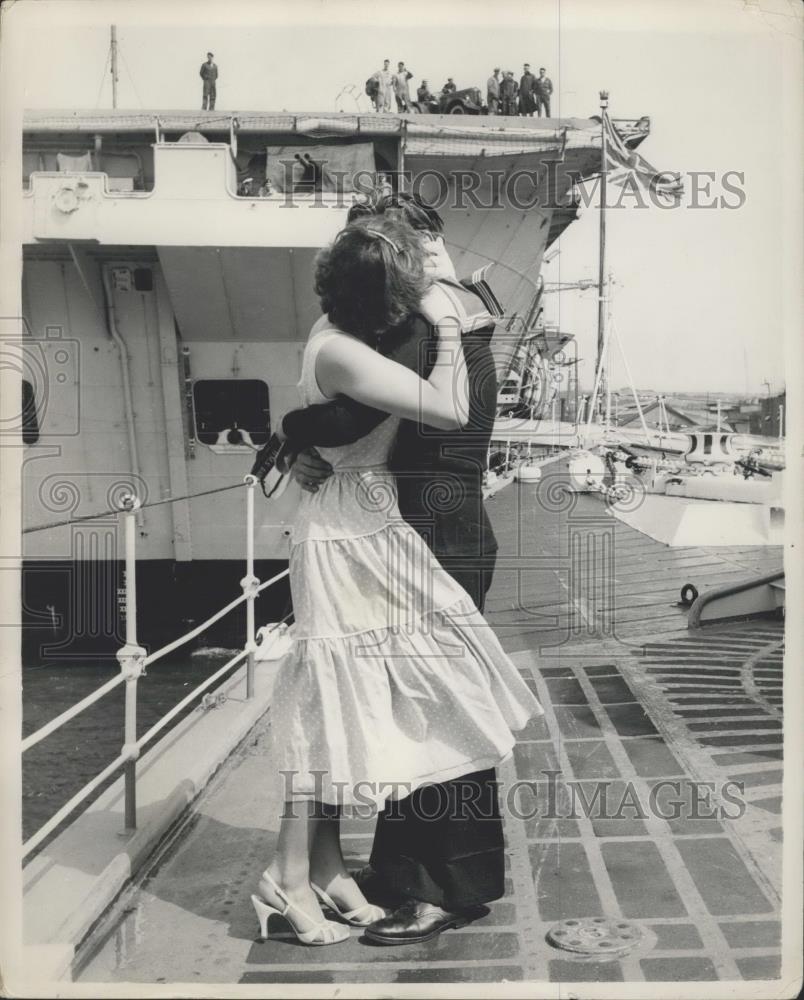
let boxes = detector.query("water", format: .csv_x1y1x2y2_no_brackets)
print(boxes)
22,648,240,847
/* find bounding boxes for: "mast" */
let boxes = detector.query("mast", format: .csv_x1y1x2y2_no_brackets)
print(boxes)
110,26,119,109
596,90,609,419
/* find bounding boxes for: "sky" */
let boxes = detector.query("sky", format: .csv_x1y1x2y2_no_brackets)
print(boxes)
8,0,803,394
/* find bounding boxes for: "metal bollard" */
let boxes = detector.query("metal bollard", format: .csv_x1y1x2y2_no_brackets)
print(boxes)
241,476,259,699
116,494,147,833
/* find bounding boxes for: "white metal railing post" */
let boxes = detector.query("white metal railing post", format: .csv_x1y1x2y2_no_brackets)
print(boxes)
116,494,147,833
241,476,259,699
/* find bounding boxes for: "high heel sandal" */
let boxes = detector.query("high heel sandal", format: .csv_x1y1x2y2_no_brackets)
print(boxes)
311,881,386,927
251,871,350,946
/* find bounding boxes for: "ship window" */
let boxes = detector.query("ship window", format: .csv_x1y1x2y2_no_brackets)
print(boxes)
192,379,270,447
22,379,39,445
134,268,153,292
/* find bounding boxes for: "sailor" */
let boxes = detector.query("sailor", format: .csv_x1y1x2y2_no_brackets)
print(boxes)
500,71,518,116
519,63,536,116
487,68,501,115
534,67,553,117
417,80,438,113
371,59,394,112
200,52,218,111
393,61,414,112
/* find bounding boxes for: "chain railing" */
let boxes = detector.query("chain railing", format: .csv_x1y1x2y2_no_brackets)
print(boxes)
21,474,289,860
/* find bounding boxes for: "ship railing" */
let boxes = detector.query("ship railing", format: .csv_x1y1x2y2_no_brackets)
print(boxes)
21,474,288,860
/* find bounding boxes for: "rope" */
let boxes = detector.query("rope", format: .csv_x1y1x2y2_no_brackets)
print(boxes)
23,481,248,535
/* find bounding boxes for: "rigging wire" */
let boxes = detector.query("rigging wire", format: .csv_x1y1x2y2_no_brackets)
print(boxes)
23,481,249,535
94,45,112,109
118,45,145,109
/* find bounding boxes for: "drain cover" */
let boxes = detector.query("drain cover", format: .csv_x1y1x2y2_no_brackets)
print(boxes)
547,917,644,956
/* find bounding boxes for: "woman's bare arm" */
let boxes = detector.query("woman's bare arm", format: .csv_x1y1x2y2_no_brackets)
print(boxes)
316,315,468,431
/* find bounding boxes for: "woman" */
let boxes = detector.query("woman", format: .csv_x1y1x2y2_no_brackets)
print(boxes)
251,215,541,946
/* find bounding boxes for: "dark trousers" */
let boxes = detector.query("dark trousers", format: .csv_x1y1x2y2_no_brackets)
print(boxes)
535,94,550,117
202,82,216,110
369,551,506,911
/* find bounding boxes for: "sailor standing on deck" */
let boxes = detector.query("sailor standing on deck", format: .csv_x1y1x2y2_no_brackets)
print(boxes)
200,52,218,110
371,59,394,112
519,64,536,116
487,68,501,115
393,62,414,112
534,67,553,117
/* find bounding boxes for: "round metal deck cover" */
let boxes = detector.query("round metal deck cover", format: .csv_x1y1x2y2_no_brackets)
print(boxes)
546,917,644,956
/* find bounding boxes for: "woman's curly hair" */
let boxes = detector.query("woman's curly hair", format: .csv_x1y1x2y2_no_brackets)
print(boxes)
314,215,429,345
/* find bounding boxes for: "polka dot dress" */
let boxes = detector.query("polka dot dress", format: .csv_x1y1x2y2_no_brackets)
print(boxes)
270,328,542,806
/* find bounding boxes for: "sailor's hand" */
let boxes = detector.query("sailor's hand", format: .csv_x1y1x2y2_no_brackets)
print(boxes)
292,448,333,493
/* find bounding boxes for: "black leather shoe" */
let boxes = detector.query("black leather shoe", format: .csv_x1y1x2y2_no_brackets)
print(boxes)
363,900,475,945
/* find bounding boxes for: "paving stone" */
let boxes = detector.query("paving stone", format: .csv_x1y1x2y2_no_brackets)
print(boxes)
670,696,754,705
648,923,704,949
604,703,659,737
569,780,648,836
588,676,637,703
712,749,783,766
241,971,335,984
728,769,783,788
247,928,522,965
396,965,525,982
545,677,588,705
674,838,774,916
482,901,518,927
655,675,745,694
751,795,782,814
601,841,687,918
647,661,741,671
718,920,781,948
564,741,620,779
641,956,718,981
584,664,620,677
510,779,567,826
514,743,560,781
699,734,782,747
529,842,603,920
668,688,749,696
620,737,684,777
640,778,725,834
676,708,771,718
517,714,552,741
554,705,603,739
524,816,582,839
735,955,781,980
548,959,624,981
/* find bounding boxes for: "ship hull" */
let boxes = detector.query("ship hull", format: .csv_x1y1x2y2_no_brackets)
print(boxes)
22,556,290,664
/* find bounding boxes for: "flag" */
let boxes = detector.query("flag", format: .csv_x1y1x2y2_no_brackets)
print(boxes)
602,112,684,205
